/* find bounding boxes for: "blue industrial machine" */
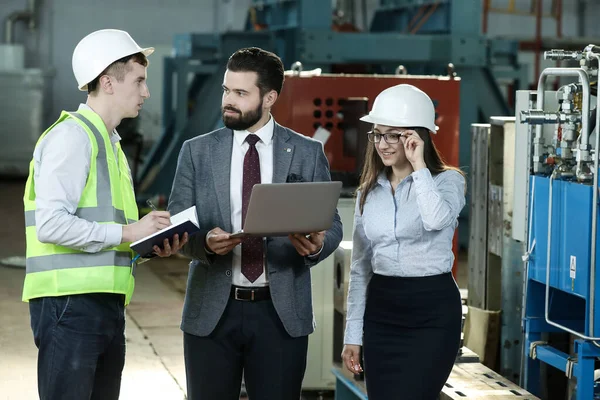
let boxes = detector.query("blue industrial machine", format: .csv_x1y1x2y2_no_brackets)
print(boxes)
521,45,600,399
135,0,524,211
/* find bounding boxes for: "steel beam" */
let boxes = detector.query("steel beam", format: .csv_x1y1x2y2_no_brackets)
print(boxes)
298,31,485,66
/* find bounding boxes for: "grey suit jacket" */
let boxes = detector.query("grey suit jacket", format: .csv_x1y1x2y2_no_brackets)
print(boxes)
168,123,343,338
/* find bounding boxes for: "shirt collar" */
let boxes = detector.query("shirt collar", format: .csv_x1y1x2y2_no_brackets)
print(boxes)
376,171,388,187
233,114,274,147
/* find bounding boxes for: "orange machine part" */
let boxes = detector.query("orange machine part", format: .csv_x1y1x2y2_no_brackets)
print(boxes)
272,74,462,277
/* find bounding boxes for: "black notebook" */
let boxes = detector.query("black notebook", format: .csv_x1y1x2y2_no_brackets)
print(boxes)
130,206,200,258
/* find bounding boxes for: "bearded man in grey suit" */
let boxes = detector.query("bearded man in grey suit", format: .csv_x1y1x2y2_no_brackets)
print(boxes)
168,47,343,400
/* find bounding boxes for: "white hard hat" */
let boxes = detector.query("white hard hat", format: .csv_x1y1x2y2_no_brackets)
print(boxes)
360,84,438,133
72,29,154,91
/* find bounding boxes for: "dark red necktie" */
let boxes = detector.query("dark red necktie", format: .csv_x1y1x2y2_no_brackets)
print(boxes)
241,134,263,282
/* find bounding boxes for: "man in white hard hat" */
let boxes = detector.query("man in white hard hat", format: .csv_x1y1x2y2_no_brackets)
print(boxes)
22,29,187,400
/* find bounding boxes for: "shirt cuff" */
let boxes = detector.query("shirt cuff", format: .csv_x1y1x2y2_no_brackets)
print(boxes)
204,234,215,255
344,320,364,346
307,243,324,260
411,168,435,196
106,224,123,247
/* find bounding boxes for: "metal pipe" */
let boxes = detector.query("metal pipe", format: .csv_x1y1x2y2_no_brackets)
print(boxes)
291,61,303,75
395,65,407,75
521,110,565,124
537,68,590,146
533,69,587,147
588,53,600,336
4,0,36,44
544,50,583,61
535,68,590,180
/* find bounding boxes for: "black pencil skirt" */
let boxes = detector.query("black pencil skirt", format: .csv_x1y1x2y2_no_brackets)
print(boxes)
363,272,462,400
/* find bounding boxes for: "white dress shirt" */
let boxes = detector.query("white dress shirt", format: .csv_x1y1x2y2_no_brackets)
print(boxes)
33,104,124,252
230,116,274,287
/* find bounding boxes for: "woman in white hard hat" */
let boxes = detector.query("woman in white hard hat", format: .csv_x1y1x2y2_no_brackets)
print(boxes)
341,84,466,399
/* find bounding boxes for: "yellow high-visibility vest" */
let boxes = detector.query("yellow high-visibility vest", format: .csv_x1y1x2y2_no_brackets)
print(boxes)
22,109,139,305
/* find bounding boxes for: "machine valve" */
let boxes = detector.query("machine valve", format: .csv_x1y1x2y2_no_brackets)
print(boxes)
544,49,584,61
521,110,580,125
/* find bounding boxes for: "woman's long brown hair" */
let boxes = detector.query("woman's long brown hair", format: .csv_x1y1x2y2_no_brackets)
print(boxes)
357,127,465,214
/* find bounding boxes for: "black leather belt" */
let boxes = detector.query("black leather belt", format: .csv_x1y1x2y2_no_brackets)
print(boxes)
230,286,271,302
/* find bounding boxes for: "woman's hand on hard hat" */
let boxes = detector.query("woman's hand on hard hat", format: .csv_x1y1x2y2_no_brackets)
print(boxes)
402,130,426,170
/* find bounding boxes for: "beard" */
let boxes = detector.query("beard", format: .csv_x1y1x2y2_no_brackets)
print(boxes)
222,100,263,131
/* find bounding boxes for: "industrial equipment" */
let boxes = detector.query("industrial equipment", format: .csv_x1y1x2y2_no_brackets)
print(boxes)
520,44,600,399
0,68,49,176
0,0,50,177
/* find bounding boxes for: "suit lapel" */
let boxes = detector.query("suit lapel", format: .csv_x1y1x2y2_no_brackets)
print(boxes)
210,129,233,232
272,123,294,183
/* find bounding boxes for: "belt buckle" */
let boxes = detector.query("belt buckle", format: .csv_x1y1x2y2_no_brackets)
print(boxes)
235,287,255,301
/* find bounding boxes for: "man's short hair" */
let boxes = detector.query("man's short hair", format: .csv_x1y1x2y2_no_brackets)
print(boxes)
87,52,148,94
226,47,284,96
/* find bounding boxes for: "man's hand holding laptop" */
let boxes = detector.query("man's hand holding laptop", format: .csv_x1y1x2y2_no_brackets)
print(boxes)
205,227,324,258
205,227,243,255
288,231,325,257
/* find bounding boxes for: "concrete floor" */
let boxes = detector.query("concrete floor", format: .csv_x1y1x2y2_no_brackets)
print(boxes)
0,179,468,400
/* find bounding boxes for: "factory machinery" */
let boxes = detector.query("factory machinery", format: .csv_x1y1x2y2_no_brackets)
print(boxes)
520,45,600,399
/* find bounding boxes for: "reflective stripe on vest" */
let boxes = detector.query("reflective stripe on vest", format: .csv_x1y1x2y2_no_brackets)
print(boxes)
24,208,136,227
27,251,132,273
70,112,112,209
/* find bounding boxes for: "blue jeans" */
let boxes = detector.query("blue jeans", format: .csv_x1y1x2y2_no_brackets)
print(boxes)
29,293,126,400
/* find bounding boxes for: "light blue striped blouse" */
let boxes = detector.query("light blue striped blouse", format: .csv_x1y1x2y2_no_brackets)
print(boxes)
344,167,466,345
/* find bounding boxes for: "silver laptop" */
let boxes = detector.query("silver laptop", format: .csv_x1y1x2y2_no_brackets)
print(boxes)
230,181,343,238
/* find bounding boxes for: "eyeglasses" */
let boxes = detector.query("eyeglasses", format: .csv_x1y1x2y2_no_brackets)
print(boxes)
367,130,407,144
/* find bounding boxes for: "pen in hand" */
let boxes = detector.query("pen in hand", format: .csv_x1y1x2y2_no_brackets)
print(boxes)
145,199,173,227
146,199,158,211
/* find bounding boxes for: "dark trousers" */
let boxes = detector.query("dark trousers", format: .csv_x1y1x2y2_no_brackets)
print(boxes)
184,296,309,400
29,293,126,400
363,273,462,400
